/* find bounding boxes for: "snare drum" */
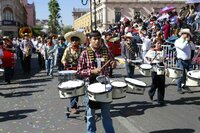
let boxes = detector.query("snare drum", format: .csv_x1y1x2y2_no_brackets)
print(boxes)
111,81,127,99
57,79,84,98
157,65,165,75
58,70,77,82
166,67,183,79
186,70,200,87
131,59,142,66
139,64,152,76
125,78,147,94
87,83,112,103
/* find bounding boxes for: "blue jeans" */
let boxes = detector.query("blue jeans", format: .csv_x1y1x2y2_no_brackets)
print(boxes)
125,60,135,78
85,96,115,133
70,96,78,109
176,59,192,91
45,58,54,76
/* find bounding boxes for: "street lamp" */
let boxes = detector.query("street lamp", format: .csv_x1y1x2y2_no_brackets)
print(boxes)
81,0,100,31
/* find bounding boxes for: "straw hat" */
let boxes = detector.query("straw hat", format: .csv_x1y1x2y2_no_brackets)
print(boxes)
179,28,192,36
64,31,86,44
124,32,133,38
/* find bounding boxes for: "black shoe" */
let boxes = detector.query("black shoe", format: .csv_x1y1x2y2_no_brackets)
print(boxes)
158,101,166,106
183,86,192,93
149,95,153,102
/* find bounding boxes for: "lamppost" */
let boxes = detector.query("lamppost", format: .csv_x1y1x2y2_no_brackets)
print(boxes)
81,0,100,31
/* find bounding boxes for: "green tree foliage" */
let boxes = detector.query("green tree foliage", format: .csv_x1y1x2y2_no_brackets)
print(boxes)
48,0,61,34
63,25,73,34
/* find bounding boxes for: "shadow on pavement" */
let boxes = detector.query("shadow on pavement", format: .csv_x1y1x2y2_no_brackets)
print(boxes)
0,109,37,122
0,84,46,90
149,128,195,133
166,96,200,105
111,101,162,117
19,78,51,85
0,89,44,98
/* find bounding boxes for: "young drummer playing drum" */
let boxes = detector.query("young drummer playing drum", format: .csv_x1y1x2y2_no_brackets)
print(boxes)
77,31,116,133
144,38,166,106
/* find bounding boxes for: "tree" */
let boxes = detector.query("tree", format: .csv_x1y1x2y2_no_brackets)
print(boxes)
48,0,61,34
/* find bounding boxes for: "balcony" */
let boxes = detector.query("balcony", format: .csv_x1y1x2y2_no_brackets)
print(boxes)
0,20,17,26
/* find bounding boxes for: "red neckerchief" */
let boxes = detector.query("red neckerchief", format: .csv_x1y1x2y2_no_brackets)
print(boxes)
72,45,79,52
48,42,53,46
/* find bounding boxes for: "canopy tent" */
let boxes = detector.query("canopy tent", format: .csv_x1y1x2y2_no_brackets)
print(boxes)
186,0,200,4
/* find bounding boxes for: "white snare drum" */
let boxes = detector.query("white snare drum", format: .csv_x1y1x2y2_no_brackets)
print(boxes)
58,70,77,82
186,70,200,87
87,83,112,103
166,67,183,79
157,65,165,75
125,78,147,94
0,68,4,76
111,81,127,99
58,79,84,99
139,64,152,76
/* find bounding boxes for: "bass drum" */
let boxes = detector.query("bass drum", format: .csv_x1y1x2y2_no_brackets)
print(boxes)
87,83,112,103
125,78,147,94
58,79,85,99
186,70,200,87
111,81,127,99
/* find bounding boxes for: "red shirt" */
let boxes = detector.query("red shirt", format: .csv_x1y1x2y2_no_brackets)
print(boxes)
2,49,15,68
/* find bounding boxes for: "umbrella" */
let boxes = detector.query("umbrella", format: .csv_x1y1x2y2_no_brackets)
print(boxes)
160,6,175,14
157,14,169,21
186,0,200,4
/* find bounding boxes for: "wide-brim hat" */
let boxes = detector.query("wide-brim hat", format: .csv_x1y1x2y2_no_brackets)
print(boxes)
64,31,86,44
124,32,133,38
179,28,192,36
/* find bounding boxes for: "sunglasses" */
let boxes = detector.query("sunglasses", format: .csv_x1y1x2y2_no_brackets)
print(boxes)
71,37,80,42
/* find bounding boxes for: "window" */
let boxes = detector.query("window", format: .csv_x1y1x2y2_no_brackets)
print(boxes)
3,7,14,21
115,8,121,23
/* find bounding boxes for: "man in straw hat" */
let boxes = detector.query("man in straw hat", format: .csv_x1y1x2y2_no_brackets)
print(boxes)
174,28,194,94
61,31,86,114
77,30,116,133
121,32,137,78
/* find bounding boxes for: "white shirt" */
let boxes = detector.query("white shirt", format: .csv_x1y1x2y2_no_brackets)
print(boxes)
140,36,152,51
145,49,165,63
174,37,191,60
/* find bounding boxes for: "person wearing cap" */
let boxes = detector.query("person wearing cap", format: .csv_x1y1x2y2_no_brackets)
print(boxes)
56,36,66,71
174,28,194,94
121,32,137,78
61,31,86,114
77,30,116,133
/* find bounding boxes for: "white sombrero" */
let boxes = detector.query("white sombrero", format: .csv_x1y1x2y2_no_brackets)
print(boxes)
179,28,192,36
64,31,86,44
124,32,133,38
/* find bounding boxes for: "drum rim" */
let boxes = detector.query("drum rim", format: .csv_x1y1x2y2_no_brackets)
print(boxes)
125,78,147,87
87,88,112,94
187,70,200,80
58,85,84,90
168,67,183,71
58,70,77,74
111,81,127,88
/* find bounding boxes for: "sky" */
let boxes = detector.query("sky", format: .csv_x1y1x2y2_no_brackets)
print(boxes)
29,0,89,26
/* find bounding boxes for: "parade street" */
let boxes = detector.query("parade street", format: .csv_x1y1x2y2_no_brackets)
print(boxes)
0,55,200,133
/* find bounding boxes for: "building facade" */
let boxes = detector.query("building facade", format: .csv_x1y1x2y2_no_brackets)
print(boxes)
73,0,186,32
24,2,36,27
0,0,35,38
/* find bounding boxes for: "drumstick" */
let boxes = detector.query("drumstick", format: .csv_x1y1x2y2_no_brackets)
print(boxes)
100,59,111,70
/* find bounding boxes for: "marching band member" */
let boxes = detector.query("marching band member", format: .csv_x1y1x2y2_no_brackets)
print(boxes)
144,38,166,106
20,34,33,75
77,31,116,133
61,31,85,114
121,32,137,78
36,37,45,70
174,28,193,94
2,37,16,84
56,36,66,71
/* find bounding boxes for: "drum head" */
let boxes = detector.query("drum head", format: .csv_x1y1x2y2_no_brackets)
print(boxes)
140,64,152,69
187,70,200,79
88,83,112,93
125,78,146,87
131,59,142,64
58,80,84,89
111,81,127,87
58,70,77,75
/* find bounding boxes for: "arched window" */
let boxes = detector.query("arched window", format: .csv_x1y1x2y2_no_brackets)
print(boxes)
3,7,14,21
